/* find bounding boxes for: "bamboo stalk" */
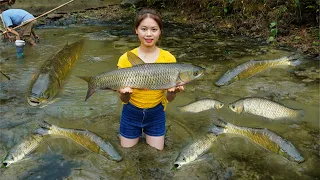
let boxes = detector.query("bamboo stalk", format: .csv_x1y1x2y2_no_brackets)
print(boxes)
2,0,74,34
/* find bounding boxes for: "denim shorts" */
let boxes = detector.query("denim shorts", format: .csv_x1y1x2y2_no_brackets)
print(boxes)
119,102,166,139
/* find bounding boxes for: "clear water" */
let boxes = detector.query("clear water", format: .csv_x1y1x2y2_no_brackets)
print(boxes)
0,21,319,179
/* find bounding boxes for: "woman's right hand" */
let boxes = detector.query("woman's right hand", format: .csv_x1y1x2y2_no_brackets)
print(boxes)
118,87,132,103
118,87,133,94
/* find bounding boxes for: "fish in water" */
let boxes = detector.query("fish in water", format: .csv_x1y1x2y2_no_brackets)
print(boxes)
177,98,224,113
215,55,301,86
26,39,84,107
78,52,205,101
2,134,43,167
228,97,304,120
210,118,304,163
174,133,218,169
36,121,122,161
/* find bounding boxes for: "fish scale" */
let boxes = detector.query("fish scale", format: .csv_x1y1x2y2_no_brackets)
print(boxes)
80,59,205,101
2,134,43,167
27,39,84,107
174,133,218,169
215,55,300,86
210,118,304,162
36,121,122,161
230,97,304,120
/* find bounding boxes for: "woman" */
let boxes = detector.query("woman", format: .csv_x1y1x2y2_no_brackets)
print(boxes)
117,8,184,150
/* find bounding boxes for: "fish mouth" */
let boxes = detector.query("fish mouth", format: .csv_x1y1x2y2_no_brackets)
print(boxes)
2,162,9,168
27,97,42,107
173,163,181,169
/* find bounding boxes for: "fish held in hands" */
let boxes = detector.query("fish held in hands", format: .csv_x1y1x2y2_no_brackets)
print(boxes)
78,52,205,101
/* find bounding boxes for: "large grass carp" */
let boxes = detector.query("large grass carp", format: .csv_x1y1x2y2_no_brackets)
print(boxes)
36,121,122,161
27,39,84,107
210,118,304,163
174,133,218,169
228,97,304,120
177,98,224,113
78,52,205,101
215,55,300,86
2,134,43,167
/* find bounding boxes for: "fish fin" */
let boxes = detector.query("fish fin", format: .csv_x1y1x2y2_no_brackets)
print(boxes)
209,125,225,135
84,88,95,101
127,51,145,66
77,76,91,83
77,76,96,101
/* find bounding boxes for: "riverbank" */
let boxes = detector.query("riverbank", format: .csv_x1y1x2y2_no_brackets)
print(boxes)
35,3,319,58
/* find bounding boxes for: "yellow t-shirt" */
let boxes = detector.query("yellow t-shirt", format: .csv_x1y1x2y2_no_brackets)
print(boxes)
117,48,176,109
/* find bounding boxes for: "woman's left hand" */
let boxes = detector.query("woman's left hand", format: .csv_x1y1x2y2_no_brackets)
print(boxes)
167,86,184,93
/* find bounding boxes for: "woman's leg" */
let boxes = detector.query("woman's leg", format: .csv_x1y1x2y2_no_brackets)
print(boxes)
145,135,164,150
120,135,139,148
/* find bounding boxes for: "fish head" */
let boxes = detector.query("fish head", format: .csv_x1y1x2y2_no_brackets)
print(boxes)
2,153,17,167
177,65,205,85
215,102,224,109
27,73,58,107
228,101,244,114
173,153,190,169
98,142,122,162
279,142,305,163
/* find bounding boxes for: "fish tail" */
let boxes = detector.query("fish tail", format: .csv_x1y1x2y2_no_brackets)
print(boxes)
296,110,305,120
210,125,225,135
77,76,95,101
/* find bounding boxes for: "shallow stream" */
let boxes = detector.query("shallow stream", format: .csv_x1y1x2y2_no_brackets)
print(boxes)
0,19,319,179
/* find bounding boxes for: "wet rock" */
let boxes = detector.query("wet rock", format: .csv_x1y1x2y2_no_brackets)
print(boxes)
46,13,64,20
294,67,320,83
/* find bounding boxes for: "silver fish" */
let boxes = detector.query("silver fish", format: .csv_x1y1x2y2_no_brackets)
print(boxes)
36,121,122,161
215,55,300,86
177,98,224,113
210,118,304,163
228,97,304,120
2,134,43,167
174,133,218,169
78,52,205,101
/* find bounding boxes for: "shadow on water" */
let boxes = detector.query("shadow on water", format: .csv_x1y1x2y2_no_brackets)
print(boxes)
0,18,319,179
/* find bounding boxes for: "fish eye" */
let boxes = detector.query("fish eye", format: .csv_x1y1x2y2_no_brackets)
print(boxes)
232,105,235,109
193,70,199,76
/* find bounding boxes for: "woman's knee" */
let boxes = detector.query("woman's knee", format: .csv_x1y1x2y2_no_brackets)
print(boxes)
146,135,164,150
120,136,139,148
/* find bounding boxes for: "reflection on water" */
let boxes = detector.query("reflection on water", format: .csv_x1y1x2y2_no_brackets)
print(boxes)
0,21,319,179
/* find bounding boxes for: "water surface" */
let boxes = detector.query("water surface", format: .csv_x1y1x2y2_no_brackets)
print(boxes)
0,21,319,179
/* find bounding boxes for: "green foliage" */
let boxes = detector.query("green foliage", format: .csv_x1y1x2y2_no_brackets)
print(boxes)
313,41,319,46
269,21,278,42
128,4,136,13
